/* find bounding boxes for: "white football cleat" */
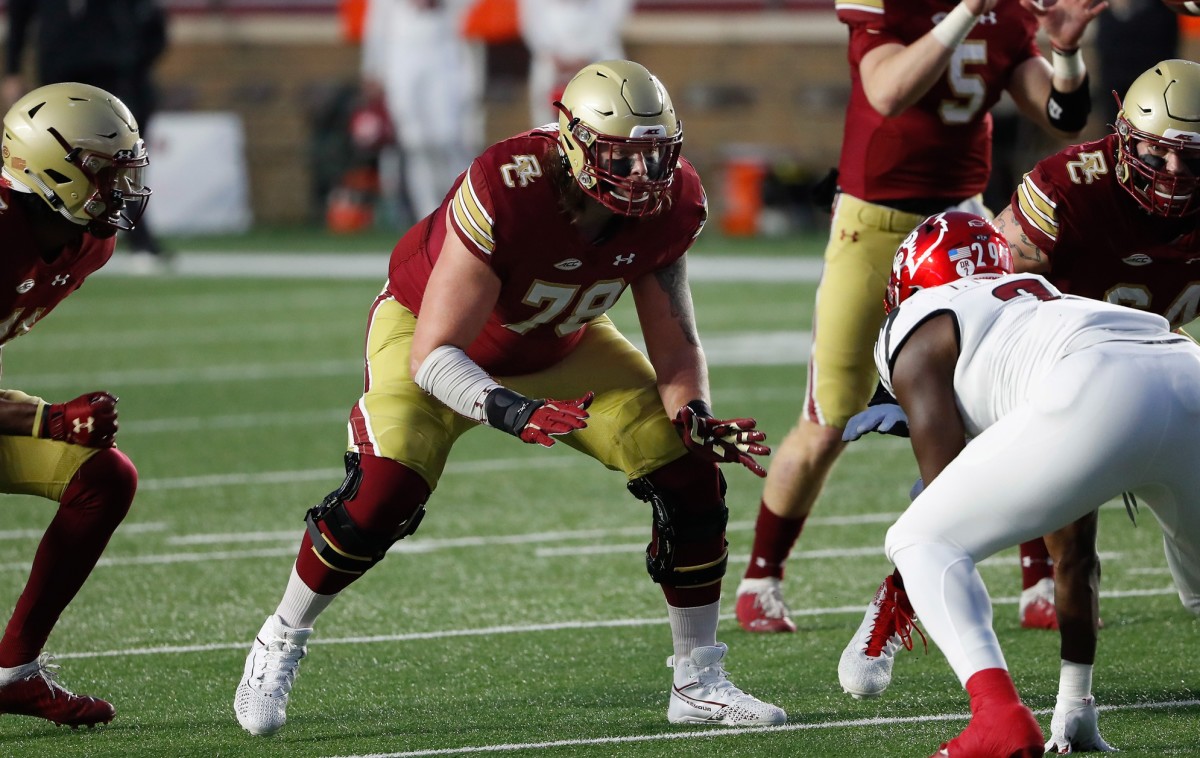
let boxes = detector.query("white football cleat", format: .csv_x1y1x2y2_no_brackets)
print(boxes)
234,615,312,736
667,642,786,726
838,575,923,699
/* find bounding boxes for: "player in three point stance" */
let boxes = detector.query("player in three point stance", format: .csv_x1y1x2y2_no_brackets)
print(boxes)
233,59,784,736
840,57,1200,754
845,210,1200,756
0,83,149,728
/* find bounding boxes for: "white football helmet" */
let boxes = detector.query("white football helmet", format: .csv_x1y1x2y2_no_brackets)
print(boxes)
2,82,150,236
555,60,683,217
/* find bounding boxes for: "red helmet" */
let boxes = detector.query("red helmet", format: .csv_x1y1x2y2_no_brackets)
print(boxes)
885,211,1013,313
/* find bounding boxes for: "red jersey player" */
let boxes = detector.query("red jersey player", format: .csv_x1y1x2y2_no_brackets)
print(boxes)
734,0,1106,635
235,60,783,737
0,82,150,728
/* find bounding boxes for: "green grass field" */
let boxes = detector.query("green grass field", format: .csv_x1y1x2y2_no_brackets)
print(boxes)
0,230,1196,757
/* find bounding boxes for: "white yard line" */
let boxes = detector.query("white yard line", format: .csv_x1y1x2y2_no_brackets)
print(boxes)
96,253,825,282
324,698,1200,758
52,585,1180,663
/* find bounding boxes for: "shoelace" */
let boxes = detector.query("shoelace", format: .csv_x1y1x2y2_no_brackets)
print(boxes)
256,640,305,692
865,587,927,657
25,653,74,700
1123,491,1139,526
693,663,755,704
754,586,791,619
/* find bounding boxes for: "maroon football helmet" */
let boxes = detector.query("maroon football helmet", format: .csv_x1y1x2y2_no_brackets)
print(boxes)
885,211,1013,313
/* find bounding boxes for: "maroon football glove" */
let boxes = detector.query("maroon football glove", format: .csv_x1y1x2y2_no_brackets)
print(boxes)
517,392,594,447
39,392,119,448
483,388,593,448
673,401,770,477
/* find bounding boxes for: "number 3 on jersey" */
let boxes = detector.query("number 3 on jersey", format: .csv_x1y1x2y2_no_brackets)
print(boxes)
505,279,626,336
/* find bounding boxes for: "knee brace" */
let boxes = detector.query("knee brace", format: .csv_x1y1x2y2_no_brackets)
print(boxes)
305,452,427,576
628,459,729,587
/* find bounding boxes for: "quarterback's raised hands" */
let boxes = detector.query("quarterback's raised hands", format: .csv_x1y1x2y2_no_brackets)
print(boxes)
673,400,770,477
38,391,119,448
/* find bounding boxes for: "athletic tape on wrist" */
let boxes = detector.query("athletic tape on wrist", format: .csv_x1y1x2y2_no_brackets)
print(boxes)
1058,659,1094,700
413,345,498,423
931,3,979,49
1052,47,1085,81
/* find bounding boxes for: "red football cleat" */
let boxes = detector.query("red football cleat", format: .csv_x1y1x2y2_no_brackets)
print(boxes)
932,705,1044,757
1018,577,1059,630
0,654,115,728
933,669,1043,757
734,577,797,633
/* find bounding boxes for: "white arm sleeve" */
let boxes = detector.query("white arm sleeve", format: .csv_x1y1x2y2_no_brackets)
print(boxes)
412,345,500,423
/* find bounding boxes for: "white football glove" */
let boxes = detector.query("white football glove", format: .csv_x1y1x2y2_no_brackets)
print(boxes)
1045,695,1117,754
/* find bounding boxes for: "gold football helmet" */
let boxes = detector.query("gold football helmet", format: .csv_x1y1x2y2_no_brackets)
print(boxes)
2,82,150,236
555,60,682,217
1114,59,1200,217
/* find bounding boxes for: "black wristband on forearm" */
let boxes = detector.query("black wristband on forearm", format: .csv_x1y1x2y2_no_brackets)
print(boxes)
1047,73,1091,133
483,387,543,437
866,381,898,407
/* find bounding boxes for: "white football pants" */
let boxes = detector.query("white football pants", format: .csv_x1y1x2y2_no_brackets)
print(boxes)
886,340,1200,685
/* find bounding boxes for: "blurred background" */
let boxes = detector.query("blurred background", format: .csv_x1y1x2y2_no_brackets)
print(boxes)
2,0,1197,248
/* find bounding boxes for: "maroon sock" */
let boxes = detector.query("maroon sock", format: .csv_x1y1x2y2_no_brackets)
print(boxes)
742,500,806,581
1019,538,1055,588
0,449,136,668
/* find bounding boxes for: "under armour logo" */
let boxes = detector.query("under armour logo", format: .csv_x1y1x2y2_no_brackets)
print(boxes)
613,253,636,266
978,11,997,23
73,416,95,435
51,274,71,286
840,230,859,243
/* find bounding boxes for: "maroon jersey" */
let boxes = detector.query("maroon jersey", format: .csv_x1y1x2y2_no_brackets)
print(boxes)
0,184,114,347
388,127,708,376
836,0,1040,202
1012,134,1200,329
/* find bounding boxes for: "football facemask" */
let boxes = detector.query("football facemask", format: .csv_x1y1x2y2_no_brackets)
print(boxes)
886,211,1013,313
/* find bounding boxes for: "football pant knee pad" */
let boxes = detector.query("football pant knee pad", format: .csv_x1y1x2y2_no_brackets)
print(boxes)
305,452,426,576
628,468,728,587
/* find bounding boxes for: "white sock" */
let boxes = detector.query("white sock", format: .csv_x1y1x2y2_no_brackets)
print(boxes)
0,659,37,687
274,564,338,629
667,600,720,659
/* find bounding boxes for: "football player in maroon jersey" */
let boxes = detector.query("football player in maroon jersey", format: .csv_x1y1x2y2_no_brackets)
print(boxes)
0,82,149,728
735,0,1106,635
234,60,784,736
840,59,1200,753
